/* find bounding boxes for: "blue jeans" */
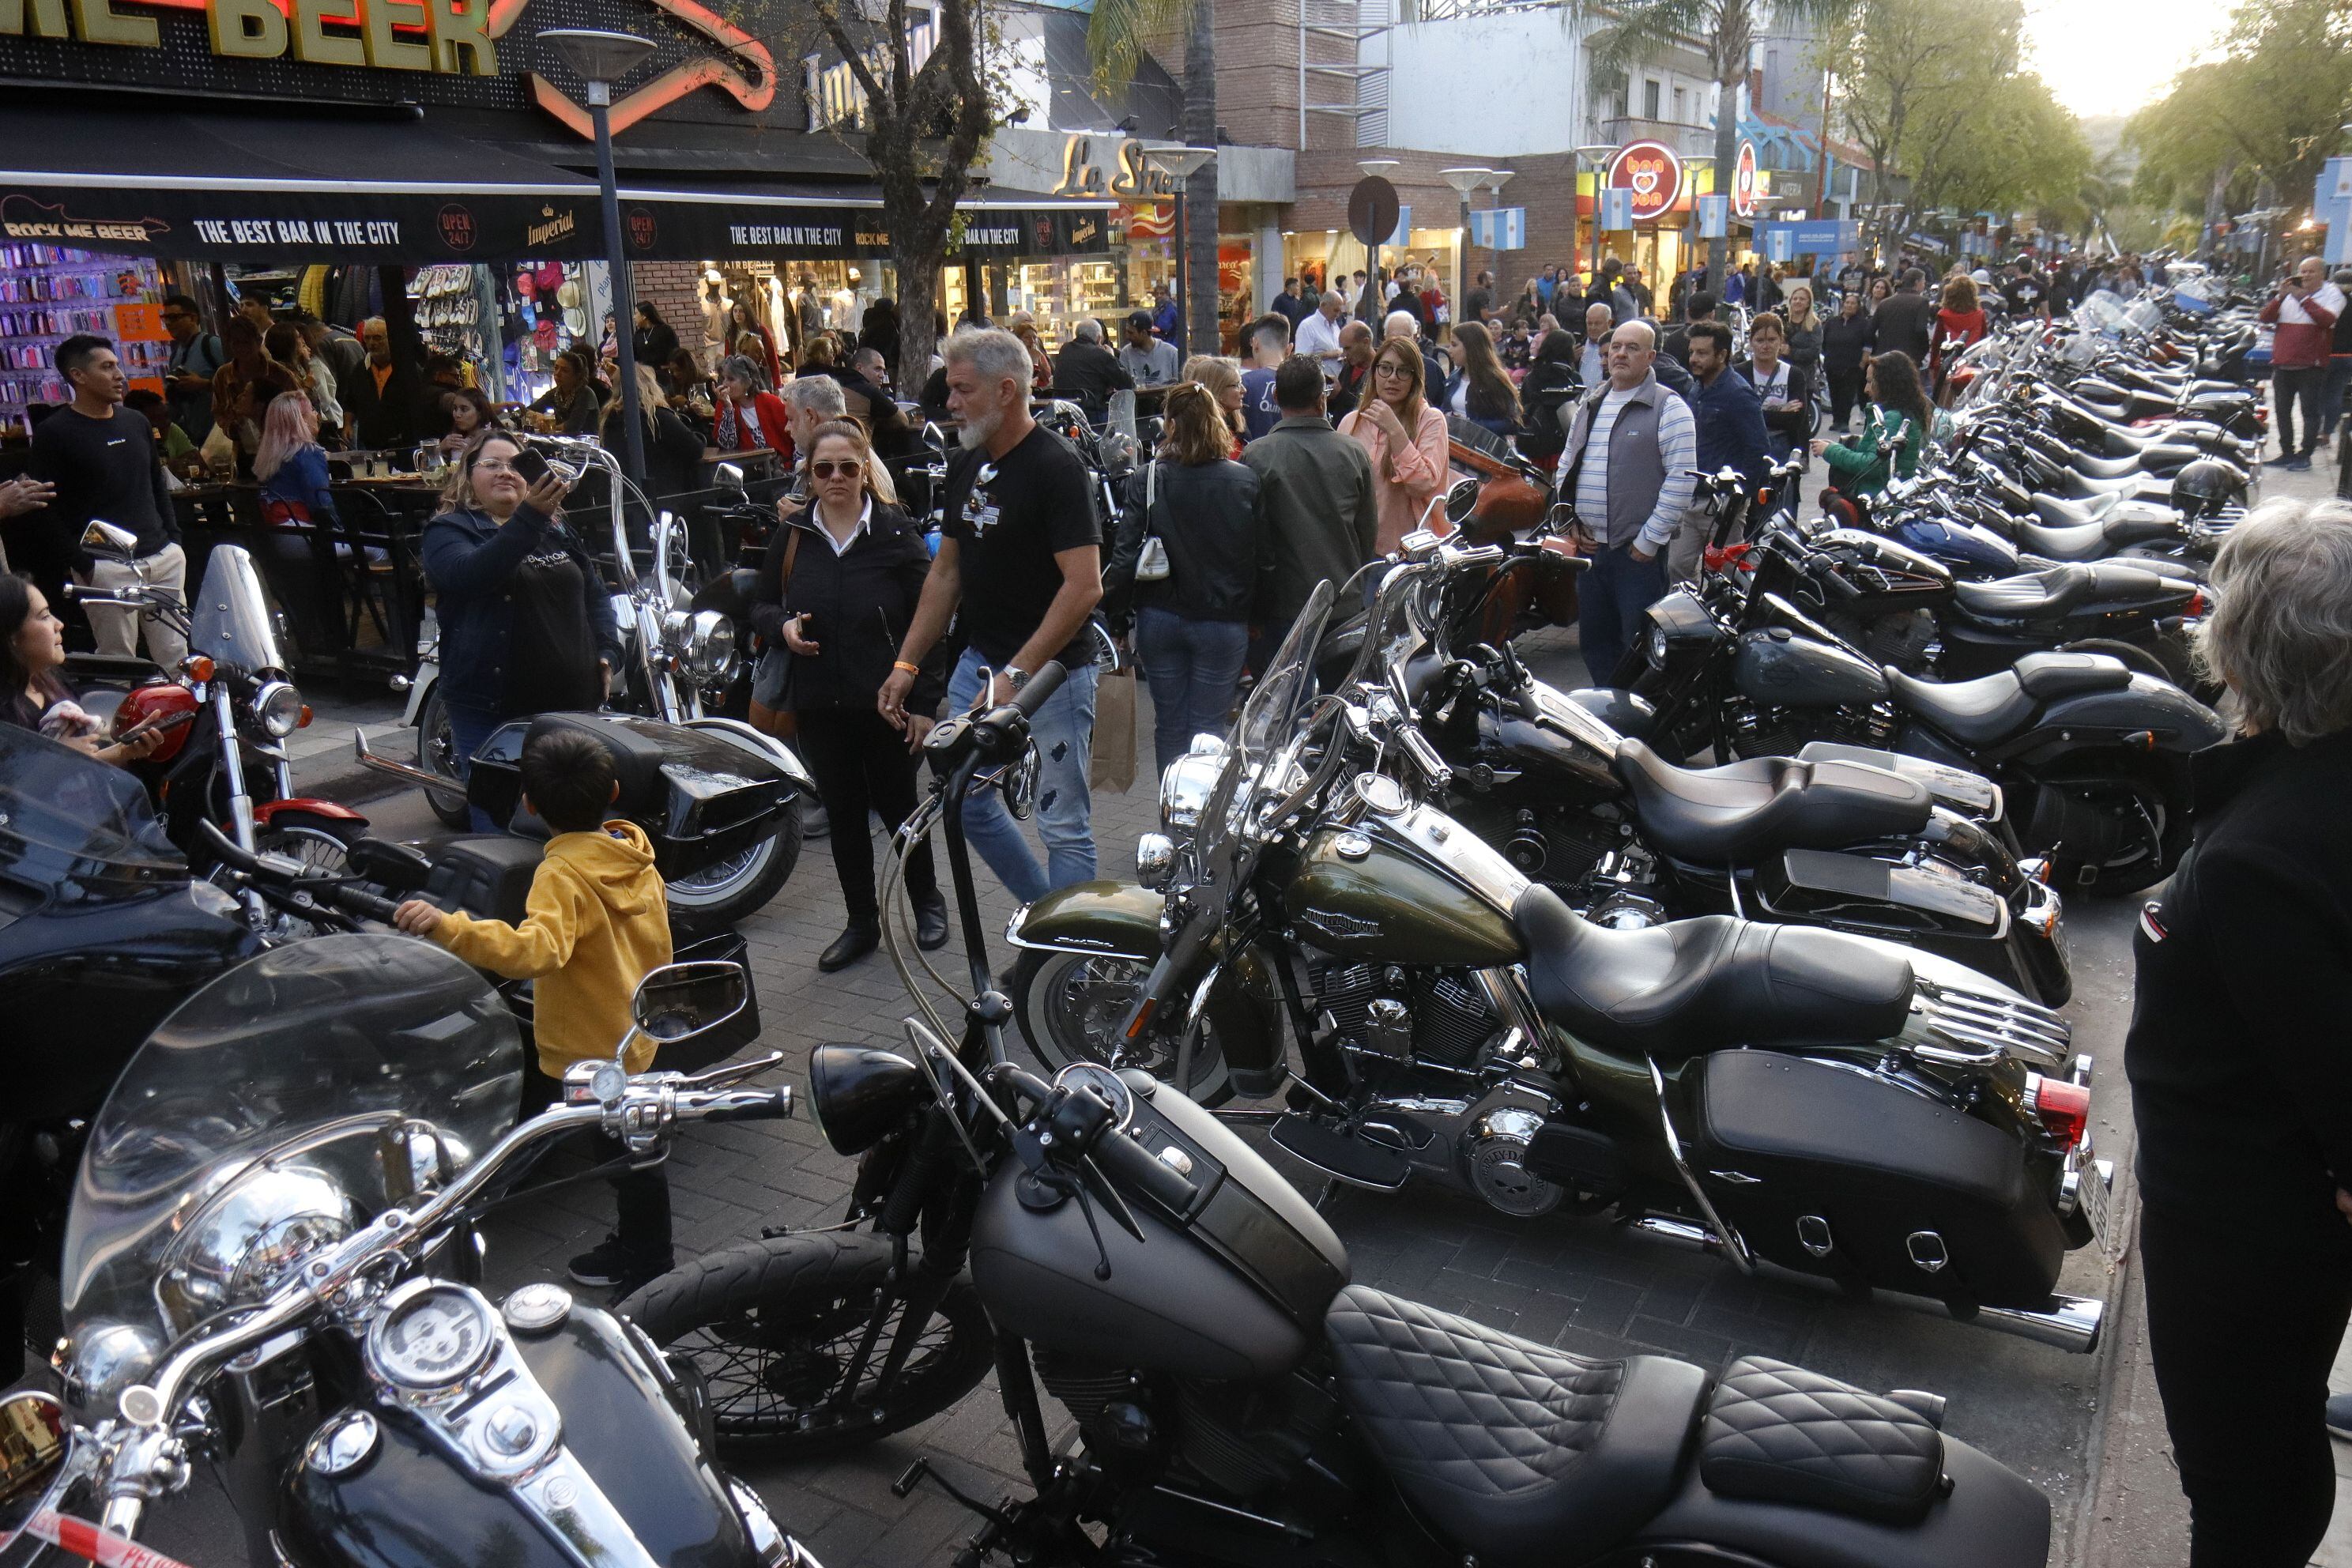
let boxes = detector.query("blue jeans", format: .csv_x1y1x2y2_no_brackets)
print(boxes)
1577,541,1668,688
1134,606,1249,778
445,699,505,833
947,646,1099,904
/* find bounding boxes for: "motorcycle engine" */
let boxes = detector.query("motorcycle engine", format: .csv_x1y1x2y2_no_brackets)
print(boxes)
1310,963,1502,1072
1724,700,1894,760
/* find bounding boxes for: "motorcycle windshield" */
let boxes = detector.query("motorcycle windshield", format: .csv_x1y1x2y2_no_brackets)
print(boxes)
58,935,522,1402
0,720,179,877
1192,581,1335,891
187,543,292,675
1341,560,1438,706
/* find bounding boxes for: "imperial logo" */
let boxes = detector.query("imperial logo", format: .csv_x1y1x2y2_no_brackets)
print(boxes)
526,205,577,248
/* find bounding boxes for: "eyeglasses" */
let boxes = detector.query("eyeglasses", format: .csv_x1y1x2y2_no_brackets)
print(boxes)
473,458,520,476
809,458,864,479
1373,363,1412,379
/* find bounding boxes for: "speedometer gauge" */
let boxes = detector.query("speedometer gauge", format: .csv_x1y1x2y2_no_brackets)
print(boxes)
371,1284,494,1389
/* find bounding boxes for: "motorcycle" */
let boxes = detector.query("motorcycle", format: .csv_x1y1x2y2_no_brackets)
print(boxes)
1626,570,2226,895
1005,582,2110,1346
1389,536,2069,1005
384,439,812,925
621,634,2067,1568
15,922,816,1566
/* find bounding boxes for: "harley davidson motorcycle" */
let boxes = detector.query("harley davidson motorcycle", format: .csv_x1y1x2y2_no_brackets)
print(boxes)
620,638,2066,1568
1382,537,2069,1004
9,922,816,1567
388,439,810,924
1001,584,2109,1349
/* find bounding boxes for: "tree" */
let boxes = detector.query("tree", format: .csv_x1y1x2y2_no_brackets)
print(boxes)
1087,0,1219,356
805,0,997,396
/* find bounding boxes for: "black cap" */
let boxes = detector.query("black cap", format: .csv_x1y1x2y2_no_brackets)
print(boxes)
1126,309,1152,330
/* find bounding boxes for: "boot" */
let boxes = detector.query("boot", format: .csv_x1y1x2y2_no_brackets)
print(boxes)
913,893,950,952
819,920,880,972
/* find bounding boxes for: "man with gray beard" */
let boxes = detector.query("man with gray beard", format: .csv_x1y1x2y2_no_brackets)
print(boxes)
879,327,1105,900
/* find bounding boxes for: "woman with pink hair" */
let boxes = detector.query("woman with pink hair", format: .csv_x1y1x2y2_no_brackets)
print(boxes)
254,390,345,654
254,391,337,528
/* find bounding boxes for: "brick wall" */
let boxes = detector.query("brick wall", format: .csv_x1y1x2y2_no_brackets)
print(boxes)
631,261,710,360
1214,0,1302,152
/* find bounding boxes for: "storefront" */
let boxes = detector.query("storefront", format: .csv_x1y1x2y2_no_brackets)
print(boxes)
1579,140,1693,288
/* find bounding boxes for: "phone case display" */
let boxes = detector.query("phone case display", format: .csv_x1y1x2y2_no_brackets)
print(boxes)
0,248,163,411
496,261,592,409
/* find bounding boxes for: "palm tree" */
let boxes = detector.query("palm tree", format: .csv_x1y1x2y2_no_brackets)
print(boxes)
1577,0,1843,284
1088,0,1219,355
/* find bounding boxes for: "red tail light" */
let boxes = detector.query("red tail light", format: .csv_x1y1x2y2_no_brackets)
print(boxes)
2183,589,2208,618
2025,1073,2090,1148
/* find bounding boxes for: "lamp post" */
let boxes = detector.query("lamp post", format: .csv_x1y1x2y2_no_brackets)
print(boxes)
1144,145,1216,355
1575,144,1618,292
1682,155,1715,291
541,28,657,488
1440,167,1493,320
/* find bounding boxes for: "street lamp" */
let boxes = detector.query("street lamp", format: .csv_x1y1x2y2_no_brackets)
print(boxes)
1441,168,1493,311
1144,144,1216,355
1575,144,1618,288
541,28,657,488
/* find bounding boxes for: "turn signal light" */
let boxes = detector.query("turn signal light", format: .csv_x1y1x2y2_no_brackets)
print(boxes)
2024,1073,2090,1149
183,655,215,683
297,704,314,729
2183,589,2208,619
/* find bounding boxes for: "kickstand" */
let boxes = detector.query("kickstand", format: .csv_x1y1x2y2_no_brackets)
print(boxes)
895,1457,1013,1531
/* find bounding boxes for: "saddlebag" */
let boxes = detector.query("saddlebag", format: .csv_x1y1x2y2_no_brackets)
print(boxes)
468,712,797,882
1751,849,2008,939
1679,1050,2067,1309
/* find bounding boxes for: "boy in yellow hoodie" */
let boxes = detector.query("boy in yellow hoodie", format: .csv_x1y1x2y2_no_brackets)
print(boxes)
394,726,676,1293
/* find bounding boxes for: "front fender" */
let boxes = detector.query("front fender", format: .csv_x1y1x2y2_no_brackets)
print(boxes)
254,797,367,824
1008,881,1286,1091
680,715,817,793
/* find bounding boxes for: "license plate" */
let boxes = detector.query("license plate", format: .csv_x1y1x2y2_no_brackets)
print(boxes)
2075,1152,2113,1253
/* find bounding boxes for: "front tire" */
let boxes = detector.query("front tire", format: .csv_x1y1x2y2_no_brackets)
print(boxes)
664,795,805,929
1010,946,1235,1106
415,684,472,831
618,1231,993,1457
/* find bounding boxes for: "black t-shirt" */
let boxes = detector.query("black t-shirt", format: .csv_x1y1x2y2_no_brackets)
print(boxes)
2000,274,2045,316
940,424,1101,667
500,541,603,715
25,405,176,570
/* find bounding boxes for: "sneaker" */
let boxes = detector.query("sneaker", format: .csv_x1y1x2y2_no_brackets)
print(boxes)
609,1253,677,1303
2287,456,2313,472
2328,1391,2352,1442
567,1234,635,1288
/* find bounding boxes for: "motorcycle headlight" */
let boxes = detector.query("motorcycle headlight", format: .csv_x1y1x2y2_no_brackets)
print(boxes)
685,609,736,682
1159,752,1222,831
1646,626,1670,669
253,679,305,739
1136,831,1177,891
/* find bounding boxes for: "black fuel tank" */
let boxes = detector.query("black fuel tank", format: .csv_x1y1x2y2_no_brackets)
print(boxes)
1732,629,1891,710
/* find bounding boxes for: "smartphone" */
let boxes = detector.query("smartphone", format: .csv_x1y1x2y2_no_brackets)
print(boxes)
115,708,198,744
510,446,554,487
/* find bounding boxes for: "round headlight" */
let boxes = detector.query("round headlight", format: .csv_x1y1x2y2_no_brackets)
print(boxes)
686,609,737,682
1136,831,1176,891
253,679,304,739
1646,625,1670,669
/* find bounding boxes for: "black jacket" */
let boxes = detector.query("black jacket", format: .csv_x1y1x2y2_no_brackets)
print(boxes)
1514,359,1582,462
1732,357,1816,449
344,359,426,449
750,500,944,715
419,503,621,714
1821,311,1876,375
2126,729,2352,1247
1871,289,1935,364
1054,339,1136,416
1104,457,1264,625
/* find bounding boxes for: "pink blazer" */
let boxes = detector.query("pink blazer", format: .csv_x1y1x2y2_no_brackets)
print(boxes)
1340,401,1449,554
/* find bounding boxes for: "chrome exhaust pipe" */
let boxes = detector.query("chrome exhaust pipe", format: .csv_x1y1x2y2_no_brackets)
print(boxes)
1969,1292,2105,1354
351,726,466,806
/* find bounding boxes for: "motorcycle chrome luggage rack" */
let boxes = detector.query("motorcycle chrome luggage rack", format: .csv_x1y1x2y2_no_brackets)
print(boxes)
1909,978,2071,1069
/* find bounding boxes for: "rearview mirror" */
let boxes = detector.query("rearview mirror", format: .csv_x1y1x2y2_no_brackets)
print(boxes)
631,960,750,1054
80,520,140,561
1443,476,1480,524
0,1392,70,1536
714,462,746,496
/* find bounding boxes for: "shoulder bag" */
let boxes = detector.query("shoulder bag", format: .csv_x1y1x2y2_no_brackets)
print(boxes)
755,526,804,737
1133,459,1171,582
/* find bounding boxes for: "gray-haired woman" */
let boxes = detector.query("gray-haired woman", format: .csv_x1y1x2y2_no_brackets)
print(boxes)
2126,496,2352,1566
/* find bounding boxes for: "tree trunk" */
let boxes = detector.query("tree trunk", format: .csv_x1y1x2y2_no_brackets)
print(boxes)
895,247,940,401
1184,0,1219,357
1708,70,1740,283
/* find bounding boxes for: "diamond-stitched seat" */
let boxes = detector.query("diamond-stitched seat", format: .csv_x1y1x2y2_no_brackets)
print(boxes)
1698,1356,1945,1525
1324,1285,1706,1563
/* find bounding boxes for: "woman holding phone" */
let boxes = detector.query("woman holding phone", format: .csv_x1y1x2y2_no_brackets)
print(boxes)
747,419,948,971
0,575,165,765
419,432,621,819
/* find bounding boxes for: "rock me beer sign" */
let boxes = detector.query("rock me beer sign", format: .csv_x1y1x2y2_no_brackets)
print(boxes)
1607,140,1683,226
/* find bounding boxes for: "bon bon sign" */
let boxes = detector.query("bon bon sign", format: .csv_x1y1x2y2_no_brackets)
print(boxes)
1606,141,1683,225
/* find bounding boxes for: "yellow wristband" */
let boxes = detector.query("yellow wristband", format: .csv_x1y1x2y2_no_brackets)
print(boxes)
892,660,921,675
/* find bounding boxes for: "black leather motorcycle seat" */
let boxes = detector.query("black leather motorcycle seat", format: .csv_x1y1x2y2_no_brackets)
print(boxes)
1886,652,2131,748
1950,564,2090,619
2015,516,2108,558
1324,1284,1708,1564
423,834,544,925
1699,1356,1944,1525
2014,650,2132,698
1611,740,1932,862
1513,884,1913,1060
2066,450,2149,480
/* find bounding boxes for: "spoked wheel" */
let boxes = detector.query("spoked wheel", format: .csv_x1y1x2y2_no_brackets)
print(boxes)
663,795,804,928
254,816,361,875
620,1232,994,1456
1009,947,1234,1106
415,684,472,831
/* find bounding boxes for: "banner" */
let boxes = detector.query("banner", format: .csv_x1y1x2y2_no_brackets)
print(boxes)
1389,204,1412,247
1468,206,1525,251
1759,218,1859,256
1697,193,1729,239
1763,226,1796,263
1600,187,1635,232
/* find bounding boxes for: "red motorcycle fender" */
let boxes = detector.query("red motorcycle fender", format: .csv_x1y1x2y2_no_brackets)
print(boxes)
254,798,369,825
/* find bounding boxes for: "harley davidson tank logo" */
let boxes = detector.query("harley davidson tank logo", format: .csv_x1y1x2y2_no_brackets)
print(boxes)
1298,907,1382,943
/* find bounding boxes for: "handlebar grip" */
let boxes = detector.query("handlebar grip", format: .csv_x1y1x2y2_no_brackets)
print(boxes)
1091,1119,1201,1215
334,887,402,925
1009,659,1067,718
698,1087,795,1124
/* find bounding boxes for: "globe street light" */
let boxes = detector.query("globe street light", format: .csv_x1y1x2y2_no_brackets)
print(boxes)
1441,168,1493,311
1144,145,1216,354
541,28,657,488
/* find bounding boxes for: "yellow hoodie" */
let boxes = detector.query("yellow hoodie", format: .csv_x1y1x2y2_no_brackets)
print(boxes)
431,820,673,1076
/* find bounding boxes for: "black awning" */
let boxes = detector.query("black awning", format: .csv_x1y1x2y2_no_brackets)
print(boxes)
0,108,602,263
612,179,1116,260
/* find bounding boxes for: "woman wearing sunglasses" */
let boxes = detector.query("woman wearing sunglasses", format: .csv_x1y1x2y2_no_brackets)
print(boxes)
748,419,950,971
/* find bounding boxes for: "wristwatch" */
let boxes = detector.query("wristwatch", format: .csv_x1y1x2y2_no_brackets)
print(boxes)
1003,665,1031,692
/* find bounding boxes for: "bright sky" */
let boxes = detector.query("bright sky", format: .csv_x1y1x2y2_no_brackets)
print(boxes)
2023,0,2224,119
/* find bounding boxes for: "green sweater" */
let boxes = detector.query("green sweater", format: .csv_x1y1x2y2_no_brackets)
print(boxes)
1821,402,1926,497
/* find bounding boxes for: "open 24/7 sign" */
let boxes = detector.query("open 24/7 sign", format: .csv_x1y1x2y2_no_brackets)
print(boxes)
1607,141,1683,225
